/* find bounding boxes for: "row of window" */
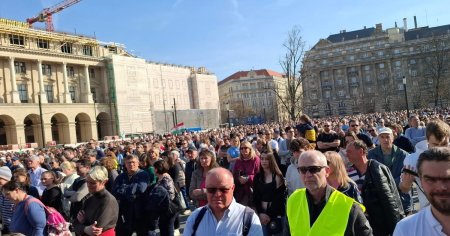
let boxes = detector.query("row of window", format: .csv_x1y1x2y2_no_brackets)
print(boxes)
8,34,93,56
13,61,95,78
16,84,78,103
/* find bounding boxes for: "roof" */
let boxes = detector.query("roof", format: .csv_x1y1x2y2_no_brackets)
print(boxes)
327,27,376,43
218,69,284,85
405,24,450,41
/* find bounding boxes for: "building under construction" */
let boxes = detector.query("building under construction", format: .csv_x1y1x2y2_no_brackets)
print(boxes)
0,17,220,148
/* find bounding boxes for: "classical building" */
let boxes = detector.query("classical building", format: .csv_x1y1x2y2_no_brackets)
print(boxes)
218,69,288,124
0,18,219,147
303,18,450,117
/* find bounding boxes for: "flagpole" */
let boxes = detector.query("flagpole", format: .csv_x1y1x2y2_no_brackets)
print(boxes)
173,98,178,125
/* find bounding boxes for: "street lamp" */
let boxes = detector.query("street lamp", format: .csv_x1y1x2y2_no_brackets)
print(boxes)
226,102,231,128
403,76,410,118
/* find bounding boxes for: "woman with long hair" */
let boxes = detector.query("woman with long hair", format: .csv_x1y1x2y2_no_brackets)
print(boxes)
189,149,220,207
153,160,178,236
12,168,40,199
339,131,360,168
232,141,260,206
324,151,362,203
253,152,286,236
226,136,241,171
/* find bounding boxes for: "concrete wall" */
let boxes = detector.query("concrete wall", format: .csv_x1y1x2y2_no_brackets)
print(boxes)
153,109,219,134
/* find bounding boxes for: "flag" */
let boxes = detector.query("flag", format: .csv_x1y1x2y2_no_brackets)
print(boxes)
171,122,184,134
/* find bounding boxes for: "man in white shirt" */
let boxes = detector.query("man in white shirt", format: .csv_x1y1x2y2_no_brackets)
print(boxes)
26,154,47,196
183,167,263,235
400,119,450,210
393,147,450,236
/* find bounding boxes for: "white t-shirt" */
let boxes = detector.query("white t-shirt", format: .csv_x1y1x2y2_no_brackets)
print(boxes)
268,139,279,152
393,206,446,236
286,163,304,196
403,141,429,209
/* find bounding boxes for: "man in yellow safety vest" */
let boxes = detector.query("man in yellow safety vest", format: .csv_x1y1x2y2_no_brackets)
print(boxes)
284,150,373,236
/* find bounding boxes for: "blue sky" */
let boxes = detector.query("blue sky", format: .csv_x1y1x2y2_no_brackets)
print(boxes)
1,1,449,81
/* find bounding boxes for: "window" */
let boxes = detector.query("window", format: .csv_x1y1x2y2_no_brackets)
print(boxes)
409,47,414,52
89,68,95,79
365,75,372,81
45,84,54,103
366,87,372,93
338,90,345,97
311,93,317,100
377,51,384,56
14,61,26,74
378,63,385,69
9,34,24,46
324,91,330,98
42,64,52,76
394,49,401,54
69,86,76,102
83,45,93,56
18,84,28,103
91,88,97,102
398,84,404,90
37,39,49,49
410,59,416,64
411,70,417,77
394,61,402,67
67,66,75,77
364,65,371,71
61,42,73,54
337,79,343,85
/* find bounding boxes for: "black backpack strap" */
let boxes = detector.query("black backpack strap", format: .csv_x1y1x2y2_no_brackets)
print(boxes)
191,206,208,236
242,206,255,236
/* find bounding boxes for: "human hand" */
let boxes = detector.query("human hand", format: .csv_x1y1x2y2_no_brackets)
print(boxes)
91,221,103,236
238,176,248,185
77,210,85,224
259,213,271,225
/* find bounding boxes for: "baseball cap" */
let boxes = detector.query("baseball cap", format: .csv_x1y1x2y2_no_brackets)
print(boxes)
0,166,12,181
378,127,393,135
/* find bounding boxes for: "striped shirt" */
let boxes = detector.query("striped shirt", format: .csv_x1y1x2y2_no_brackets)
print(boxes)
347,165,365,191
0,194,15,227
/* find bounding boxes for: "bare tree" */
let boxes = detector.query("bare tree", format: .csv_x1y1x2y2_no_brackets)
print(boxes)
420,35,450,107
273,26,306,121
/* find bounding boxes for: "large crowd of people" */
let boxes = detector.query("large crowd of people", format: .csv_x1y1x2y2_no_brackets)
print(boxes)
0,107,449,235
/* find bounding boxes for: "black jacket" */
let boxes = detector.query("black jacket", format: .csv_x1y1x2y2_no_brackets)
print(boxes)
252,173,286,218
362,160,405,236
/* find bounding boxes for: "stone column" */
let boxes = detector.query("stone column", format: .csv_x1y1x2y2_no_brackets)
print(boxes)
68,122,77,144
9,57,21,103
84,65,94,103
62,63,72,103
37,60,48,103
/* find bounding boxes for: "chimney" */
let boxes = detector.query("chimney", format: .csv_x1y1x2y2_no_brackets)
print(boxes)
403,18,408,32
375,23,382,32
414,16,418,29
395,21,397,28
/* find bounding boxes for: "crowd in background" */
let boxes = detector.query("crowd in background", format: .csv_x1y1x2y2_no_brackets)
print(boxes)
0,107,449,235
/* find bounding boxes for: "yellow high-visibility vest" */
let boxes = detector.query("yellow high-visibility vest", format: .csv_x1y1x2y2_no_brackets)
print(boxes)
287,188,360,236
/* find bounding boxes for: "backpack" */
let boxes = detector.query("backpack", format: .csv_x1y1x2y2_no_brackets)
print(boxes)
191,206,254,236
24,197,72,236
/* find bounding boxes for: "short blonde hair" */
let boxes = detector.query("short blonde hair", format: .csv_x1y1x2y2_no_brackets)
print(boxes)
88,166,109,182
60,161,76,172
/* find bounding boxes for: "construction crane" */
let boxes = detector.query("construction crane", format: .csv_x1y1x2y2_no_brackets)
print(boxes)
26,0,82,32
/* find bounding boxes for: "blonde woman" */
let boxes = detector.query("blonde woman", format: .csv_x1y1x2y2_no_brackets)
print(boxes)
60,161,79,217
324,151,362,203
232,141,260,206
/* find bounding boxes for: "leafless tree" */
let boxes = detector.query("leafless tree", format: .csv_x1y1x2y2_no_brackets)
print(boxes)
273,26,306,121
420,35,450,107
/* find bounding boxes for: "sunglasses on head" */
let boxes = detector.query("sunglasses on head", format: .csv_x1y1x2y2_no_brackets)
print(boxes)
297,166,326,174
206,187,232,194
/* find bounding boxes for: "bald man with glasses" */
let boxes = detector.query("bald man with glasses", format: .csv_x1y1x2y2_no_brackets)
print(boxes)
183,167,263,235
284,150,372,236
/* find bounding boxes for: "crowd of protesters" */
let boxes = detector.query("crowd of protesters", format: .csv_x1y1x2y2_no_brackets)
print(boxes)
0,107,449,235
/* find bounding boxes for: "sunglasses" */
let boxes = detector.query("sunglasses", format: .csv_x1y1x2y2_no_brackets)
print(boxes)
324,125,330,127
206,187,232,194
351,124,359,127
297,166,327,174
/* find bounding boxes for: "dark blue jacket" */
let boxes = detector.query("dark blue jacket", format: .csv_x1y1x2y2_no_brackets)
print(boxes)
112,169,149,222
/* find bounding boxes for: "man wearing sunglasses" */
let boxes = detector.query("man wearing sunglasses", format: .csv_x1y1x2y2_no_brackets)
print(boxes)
183,167,263,235
285,150,372,236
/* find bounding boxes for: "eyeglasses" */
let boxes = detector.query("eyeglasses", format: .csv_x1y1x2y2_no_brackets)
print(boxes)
206,187,232,194
40,178,52,181
324,125,330,127
297,166,327,174
351,124,359,127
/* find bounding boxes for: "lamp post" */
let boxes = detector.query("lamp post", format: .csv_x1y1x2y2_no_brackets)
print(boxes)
163,99,168,133
226,102,231,128
403,76,410,118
